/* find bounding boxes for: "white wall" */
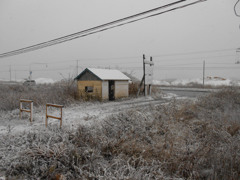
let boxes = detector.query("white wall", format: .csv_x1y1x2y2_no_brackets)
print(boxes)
102,81,109,100
115,80,129,98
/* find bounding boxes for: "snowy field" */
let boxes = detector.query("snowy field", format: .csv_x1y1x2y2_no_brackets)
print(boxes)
0,78,239,179
0,77,237,136
153,77,240,87
1,77,240,87
0,94,177,136
1,87,240,179
0,93,180,179
0,76,235,136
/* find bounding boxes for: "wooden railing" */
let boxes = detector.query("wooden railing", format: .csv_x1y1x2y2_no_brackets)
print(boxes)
46,103,64,128
19,99,33,122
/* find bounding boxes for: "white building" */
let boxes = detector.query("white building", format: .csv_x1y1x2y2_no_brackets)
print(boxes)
75,68,130,100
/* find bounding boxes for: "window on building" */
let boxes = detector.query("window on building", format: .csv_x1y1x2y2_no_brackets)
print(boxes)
85,86,93,93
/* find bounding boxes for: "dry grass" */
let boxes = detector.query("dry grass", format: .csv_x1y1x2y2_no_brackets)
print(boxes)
77,90,102,101
0,81,159,111
128,82,139,97
128,83,159,97
0,87,240,179
0,80,78,111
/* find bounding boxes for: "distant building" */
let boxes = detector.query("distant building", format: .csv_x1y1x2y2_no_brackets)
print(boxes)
75,68,130,101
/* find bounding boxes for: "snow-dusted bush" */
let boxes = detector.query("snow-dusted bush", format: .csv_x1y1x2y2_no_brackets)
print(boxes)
0,81,78,111
1,88,240,179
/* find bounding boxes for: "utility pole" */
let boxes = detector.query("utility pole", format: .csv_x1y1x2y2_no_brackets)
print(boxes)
143,54,146,96
236,48,240,64
29,68,32,80
149,57,153,95
76,60,79,76
9,65,12,81
137,54,154,96
203,60,205,88
29,64,32,80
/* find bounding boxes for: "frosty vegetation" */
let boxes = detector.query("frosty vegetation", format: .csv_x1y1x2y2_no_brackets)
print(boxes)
0,83,240,179
0,80,78,111
153,78,240,87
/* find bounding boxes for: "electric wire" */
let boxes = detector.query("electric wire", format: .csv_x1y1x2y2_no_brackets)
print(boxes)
0,0,206,58
30,51,236,65
153,48,235,57
4,53,237,73
34,53,231,65
1,64,239,74
234,0,240,17
0,0,188,58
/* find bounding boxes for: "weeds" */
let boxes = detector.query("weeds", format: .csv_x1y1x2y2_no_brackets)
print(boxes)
0,87,240,179
128,82,139,96
0,81,78,111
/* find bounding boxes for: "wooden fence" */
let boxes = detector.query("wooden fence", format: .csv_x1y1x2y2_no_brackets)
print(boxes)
46,103,64,128
19,99,33,122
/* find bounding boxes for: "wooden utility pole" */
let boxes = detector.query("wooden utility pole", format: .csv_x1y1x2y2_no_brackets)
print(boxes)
137,54,154,96
143,54,146,96
236,48,240,64
149,57,153,95
203,60,205,88
9,65,12,81
76,60,79,75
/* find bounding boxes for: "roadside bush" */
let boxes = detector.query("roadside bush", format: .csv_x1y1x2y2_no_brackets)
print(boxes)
2,125,170,180
1,87,240,179
197,87,240,111
77,90,102,101
128,82,139,96
0,81,78,111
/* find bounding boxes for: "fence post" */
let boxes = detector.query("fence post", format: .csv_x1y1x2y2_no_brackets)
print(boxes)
45,103,64,128
60,107,63,127
46,104,48,127
30,101,33,122
19,99,33,122
19,101,22,119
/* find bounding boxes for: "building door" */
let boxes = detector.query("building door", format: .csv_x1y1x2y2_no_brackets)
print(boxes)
109,80,115,101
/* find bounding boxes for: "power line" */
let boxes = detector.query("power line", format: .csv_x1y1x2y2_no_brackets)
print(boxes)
6,53,234,68
154,62,237,66
0,0,206,58
153,48,235,57
47,50,236,64
156,66,240,68
1,53,236,72
52,52,236,64
0,0,187,58
1,63,239,73
1,52,236,73
234,0,240,17
153,54,236,62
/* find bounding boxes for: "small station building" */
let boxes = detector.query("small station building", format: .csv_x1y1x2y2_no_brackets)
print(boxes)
75,68,130,101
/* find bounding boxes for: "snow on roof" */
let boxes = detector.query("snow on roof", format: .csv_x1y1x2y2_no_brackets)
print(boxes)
88,68,130,80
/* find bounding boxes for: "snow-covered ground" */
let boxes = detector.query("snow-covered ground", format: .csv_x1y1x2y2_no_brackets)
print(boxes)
0,93,185,179
1,77,240,87
33,77,240,86
34,77,240,86
0,78,56,85
0,95,180,136
34,78,56,84
153,77,240,87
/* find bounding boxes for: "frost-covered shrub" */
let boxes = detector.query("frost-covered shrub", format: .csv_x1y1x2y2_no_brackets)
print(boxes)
1,88,240,179
0,81,78,111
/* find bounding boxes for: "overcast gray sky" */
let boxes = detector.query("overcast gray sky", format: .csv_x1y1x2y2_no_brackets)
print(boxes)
0,0,240,81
